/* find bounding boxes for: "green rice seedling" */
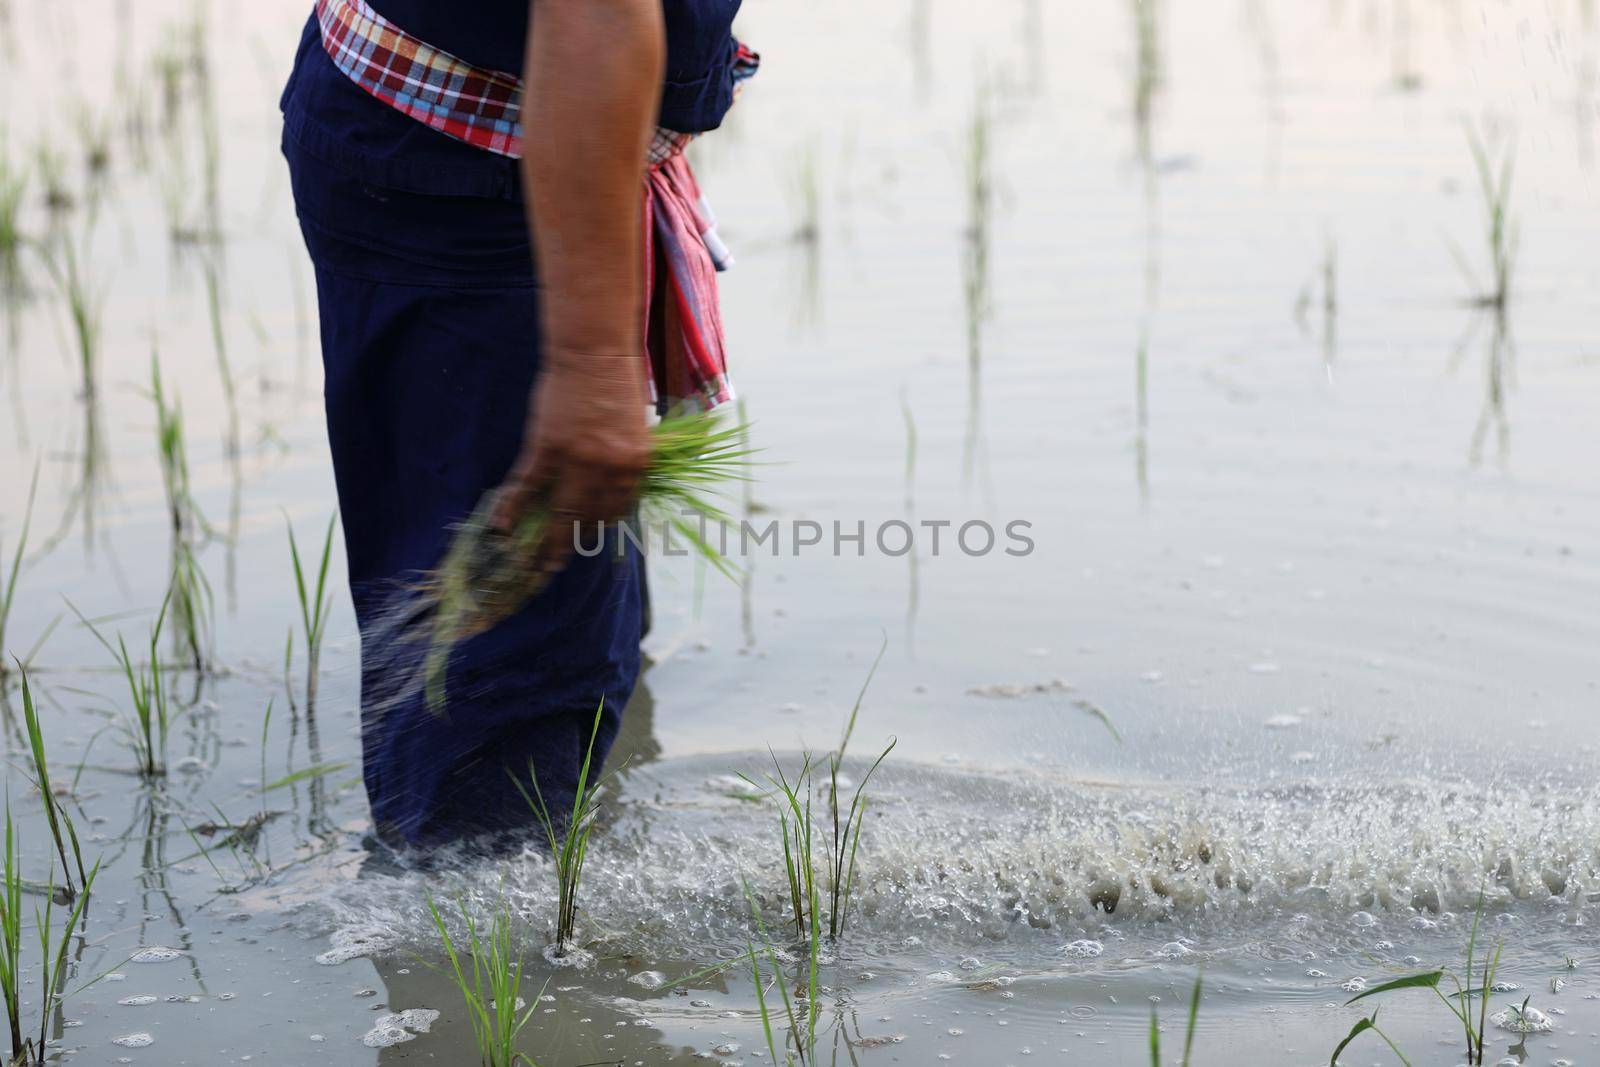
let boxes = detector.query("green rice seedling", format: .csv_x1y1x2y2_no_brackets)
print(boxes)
960,88,994,489
1328,1007,1413,1066
1147,971,1202,1066
34,144,71,215
745,649,895,943
513,701,619,957
426,894,542,1067
961,90,993,327
152,356,215,674
744,880,818,1065
788,142,820,246
1449,126,1519,313
0,152,24,284
75,107,111,179
416,412,749,711
0,467,38,674
0,804,100,1065
73,592,174,778
1331,895,1504,1065
1131,0,1163,166
287,512,337,715
16,669,87,901
202,251,235,414
38,231,101,401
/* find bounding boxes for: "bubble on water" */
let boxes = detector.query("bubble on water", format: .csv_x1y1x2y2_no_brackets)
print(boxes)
926,971,958,984
363,1007,439,1046
711,1042,739,1055
361,1024,413,1048
111,1033,153,1048
1152,941,1195,960
318,925,395,965
690,999,713,1008
543,944,596,969
117,995,158,1006
130,946,182,964
1489,980,1519,992
1063,940,1104,958
1490,1004,1552,1033
1341,977,1367,993
217,993,236,1001
958,956,982,971
1306,969,1329,978
628,970,667,990
388,1008,439,1032
104,972,126,982
1350,912,1378,928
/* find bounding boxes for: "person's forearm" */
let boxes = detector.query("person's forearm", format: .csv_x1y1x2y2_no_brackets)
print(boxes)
522,0,664,362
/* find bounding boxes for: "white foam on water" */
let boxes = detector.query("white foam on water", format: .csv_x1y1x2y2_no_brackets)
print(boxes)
129,946,182,964
361,1007,440,1048
111,1033,153,1048
311,758,1600,967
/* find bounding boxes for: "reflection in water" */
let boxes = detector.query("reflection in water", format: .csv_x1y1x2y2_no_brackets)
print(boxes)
1134,328,1149,501
1131,0,1164,502
1240,0,1287,180
737,406,759,648
1294,237,1339,379
1020,0,1045,98
960,87,993,496
607,674,662,778
1580,3,1597,170
787,142,823,330
43,389,111,560
1391,0,1422,92
901,389,919,649
908,0,932,103
1468,308,1515,467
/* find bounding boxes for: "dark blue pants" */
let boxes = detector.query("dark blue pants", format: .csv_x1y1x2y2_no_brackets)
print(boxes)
283,133,642,850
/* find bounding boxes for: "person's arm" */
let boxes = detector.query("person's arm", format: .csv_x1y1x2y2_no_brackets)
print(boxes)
493,0,665,532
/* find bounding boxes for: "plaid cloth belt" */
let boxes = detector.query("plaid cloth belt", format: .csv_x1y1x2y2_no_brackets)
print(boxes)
314,0,757,413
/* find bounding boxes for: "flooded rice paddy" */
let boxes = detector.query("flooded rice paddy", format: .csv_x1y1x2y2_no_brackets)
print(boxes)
2,0,1599,1063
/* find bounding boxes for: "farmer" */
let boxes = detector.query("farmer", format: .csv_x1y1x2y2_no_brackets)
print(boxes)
279,0,753,848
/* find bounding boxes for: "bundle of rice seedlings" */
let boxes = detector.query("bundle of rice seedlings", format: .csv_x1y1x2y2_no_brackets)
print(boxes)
416,412,750,711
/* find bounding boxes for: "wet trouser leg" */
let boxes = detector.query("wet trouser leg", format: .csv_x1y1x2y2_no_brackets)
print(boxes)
285,139,642,850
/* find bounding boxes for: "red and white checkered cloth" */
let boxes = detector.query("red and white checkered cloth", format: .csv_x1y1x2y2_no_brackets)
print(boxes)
314,0,757,413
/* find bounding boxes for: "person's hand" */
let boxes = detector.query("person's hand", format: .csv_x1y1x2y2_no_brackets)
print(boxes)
490,349,649,567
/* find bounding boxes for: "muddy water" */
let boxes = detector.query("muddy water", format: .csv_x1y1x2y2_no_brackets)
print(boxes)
1,0,1598,1064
